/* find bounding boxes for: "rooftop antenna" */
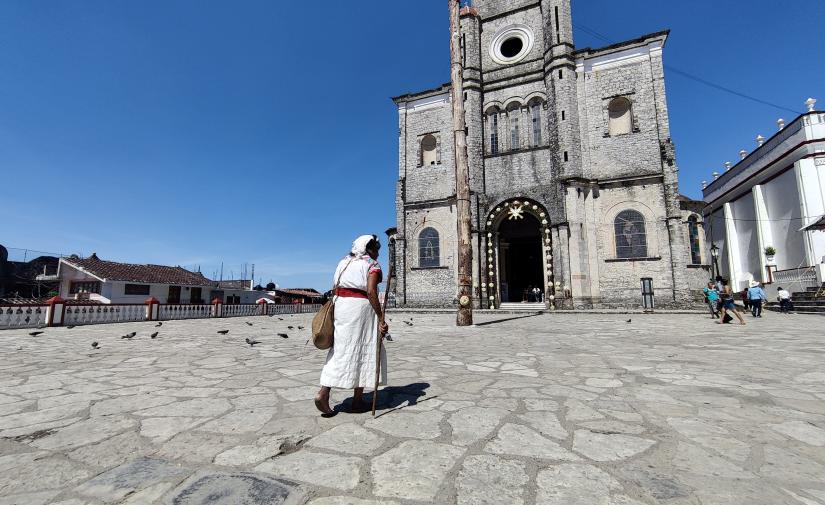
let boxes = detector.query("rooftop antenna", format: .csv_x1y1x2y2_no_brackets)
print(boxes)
220,262,224,282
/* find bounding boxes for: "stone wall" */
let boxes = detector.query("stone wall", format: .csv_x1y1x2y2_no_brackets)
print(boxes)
580,62,664,181
400,205,457,307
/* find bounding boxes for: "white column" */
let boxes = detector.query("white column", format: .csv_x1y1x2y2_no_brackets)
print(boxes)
752,185,773,281
795,158,825,266
723,203,743,289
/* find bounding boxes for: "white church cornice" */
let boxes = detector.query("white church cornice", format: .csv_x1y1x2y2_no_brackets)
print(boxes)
575,31,668,73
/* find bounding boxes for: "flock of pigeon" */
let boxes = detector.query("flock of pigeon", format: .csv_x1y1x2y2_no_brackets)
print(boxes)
21,315,632,352
22,313,427,351
23,315,316,352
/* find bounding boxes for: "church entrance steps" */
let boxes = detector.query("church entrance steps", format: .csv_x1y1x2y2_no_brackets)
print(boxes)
499,302,547,311
765,283,825,315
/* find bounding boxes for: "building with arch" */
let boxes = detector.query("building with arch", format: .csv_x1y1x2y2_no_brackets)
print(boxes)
390,0,706,309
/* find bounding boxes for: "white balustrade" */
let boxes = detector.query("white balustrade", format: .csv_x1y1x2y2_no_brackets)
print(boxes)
0,302,322,330
63,304,145,326
221,304,263,318
772,267,818,291
0,305,48,329
265,303,322,315
158,304,212,320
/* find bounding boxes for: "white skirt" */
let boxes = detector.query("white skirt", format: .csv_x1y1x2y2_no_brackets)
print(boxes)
319,297,387,389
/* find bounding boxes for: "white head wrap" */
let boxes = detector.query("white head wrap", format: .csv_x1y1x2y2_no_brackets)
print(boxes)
351,235,376,256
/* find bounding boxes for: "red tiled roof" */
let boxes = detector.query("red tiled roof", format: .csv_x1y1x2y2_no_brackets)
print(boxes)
64,254,215,286
278,288,323,298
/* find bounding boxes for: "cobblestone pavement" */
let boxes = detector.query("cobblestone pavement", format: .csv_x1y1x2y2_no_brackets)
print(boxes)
1,312,824,504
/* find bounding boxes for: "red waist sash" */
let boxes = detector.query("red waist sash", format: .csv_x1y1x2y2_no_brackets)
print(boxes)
336,287,368,299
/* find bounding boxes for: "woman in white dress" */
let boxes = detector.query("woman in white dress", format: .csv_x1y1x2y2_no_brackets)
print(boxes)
315,235,389,414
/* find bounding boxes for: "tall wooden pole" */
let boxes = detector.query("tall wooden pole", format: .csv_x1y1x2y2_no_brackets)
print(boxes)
450,0,473,326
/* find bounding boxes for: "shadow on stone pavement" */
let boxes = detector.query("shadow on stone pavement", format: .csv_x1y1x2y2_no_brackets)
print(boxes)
333,382,431,418
473,313,542,327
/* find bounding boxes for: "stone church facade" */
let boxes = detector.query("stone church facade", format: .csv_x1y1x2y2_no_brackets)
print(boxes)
389,0,708,309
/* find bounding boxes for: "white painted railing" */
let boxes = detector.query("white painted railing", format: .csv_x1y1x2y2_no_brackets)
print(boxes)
158,304,212,320
222,304,263,318
266,303,322,315
0,302,322,330
0,305,47,329
63,304,146,326
772,267,819,291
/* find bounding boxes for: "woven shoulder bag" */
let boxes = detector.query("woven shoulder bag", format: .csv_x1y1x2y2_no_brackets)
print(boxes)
312,257,355,350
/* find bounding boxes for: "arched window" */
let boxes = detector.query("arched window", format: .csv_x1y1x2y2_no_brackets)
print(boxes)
418,228,440,268
507,103,521,151
608,97,633,136
421,134,438,166
688,216,702,264
529,99,543,147
486,107,500,155
614,210,648,259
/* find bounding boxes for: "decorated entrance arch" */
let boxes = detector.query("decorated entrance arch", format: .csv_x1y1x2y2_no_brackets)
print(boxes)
483,198,556,308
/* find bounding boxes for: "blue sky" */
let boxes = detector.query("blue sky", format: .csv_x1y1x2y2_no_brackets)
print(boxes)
1,1,822,290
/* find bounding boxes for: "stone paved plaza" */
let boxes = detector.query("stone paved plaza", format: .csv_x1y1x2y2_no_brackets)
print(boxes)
1,312,824,504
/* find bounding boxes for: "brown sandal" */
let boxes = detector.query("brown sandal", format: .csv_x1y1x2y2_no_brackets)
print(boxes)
314,394,333,415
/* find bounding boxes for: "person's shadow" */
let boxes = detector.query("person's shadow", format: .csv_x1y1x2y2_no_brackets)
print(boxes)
333,382,432,417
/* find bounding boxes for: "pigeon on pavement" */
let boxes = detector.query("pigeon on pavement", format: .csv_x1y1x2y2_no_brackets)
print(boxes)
246,322,253,326
217,330,229,335
155,322,163,327
66,325,76,329
121,332,136,339
245,338,261,346
626,319,632,323
288,326,294,330
29,331,44,337
91,341,99,349
278,333,289,339
150,332,159,339
297,326,304,330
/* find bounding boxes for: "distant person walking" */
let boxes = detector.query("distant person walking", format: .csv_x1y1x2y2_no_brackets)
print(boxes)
703,281,719,319
740,287,751,312
747,281,767,318
315,235,388,415
777,287,792,314
717,279,746,325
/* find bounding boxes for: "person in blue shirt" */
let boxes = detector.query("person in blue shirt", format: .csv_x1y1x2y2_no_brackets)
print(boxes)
747,281,767,318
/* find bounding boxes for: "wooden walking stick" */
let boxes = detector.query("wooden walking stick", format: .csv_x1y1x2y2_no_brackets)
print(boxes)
372,263,394,417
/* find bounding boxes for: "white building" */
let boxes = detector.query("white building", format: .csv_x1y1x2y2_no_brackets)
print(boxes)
703,99,825,292
55,253,272,305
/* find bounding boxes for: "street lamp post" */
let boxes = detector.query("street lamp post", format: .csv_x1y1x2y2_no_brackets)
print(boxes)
710,244,720,280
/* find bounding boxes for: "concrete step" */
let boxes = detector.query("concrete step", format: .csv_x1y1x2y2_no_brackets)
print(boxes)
788,294,820,300
766,305,825,314
769,300,825,306
499,302,546,311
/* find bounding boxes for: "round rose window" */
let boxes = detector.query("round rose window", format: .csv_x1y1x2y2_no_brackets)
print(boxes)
490,25,534,65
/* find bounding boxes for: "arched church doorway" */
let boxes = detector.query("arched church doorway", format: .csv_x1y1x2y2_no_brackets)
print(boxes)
484,199,554,307
498,213,544,302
